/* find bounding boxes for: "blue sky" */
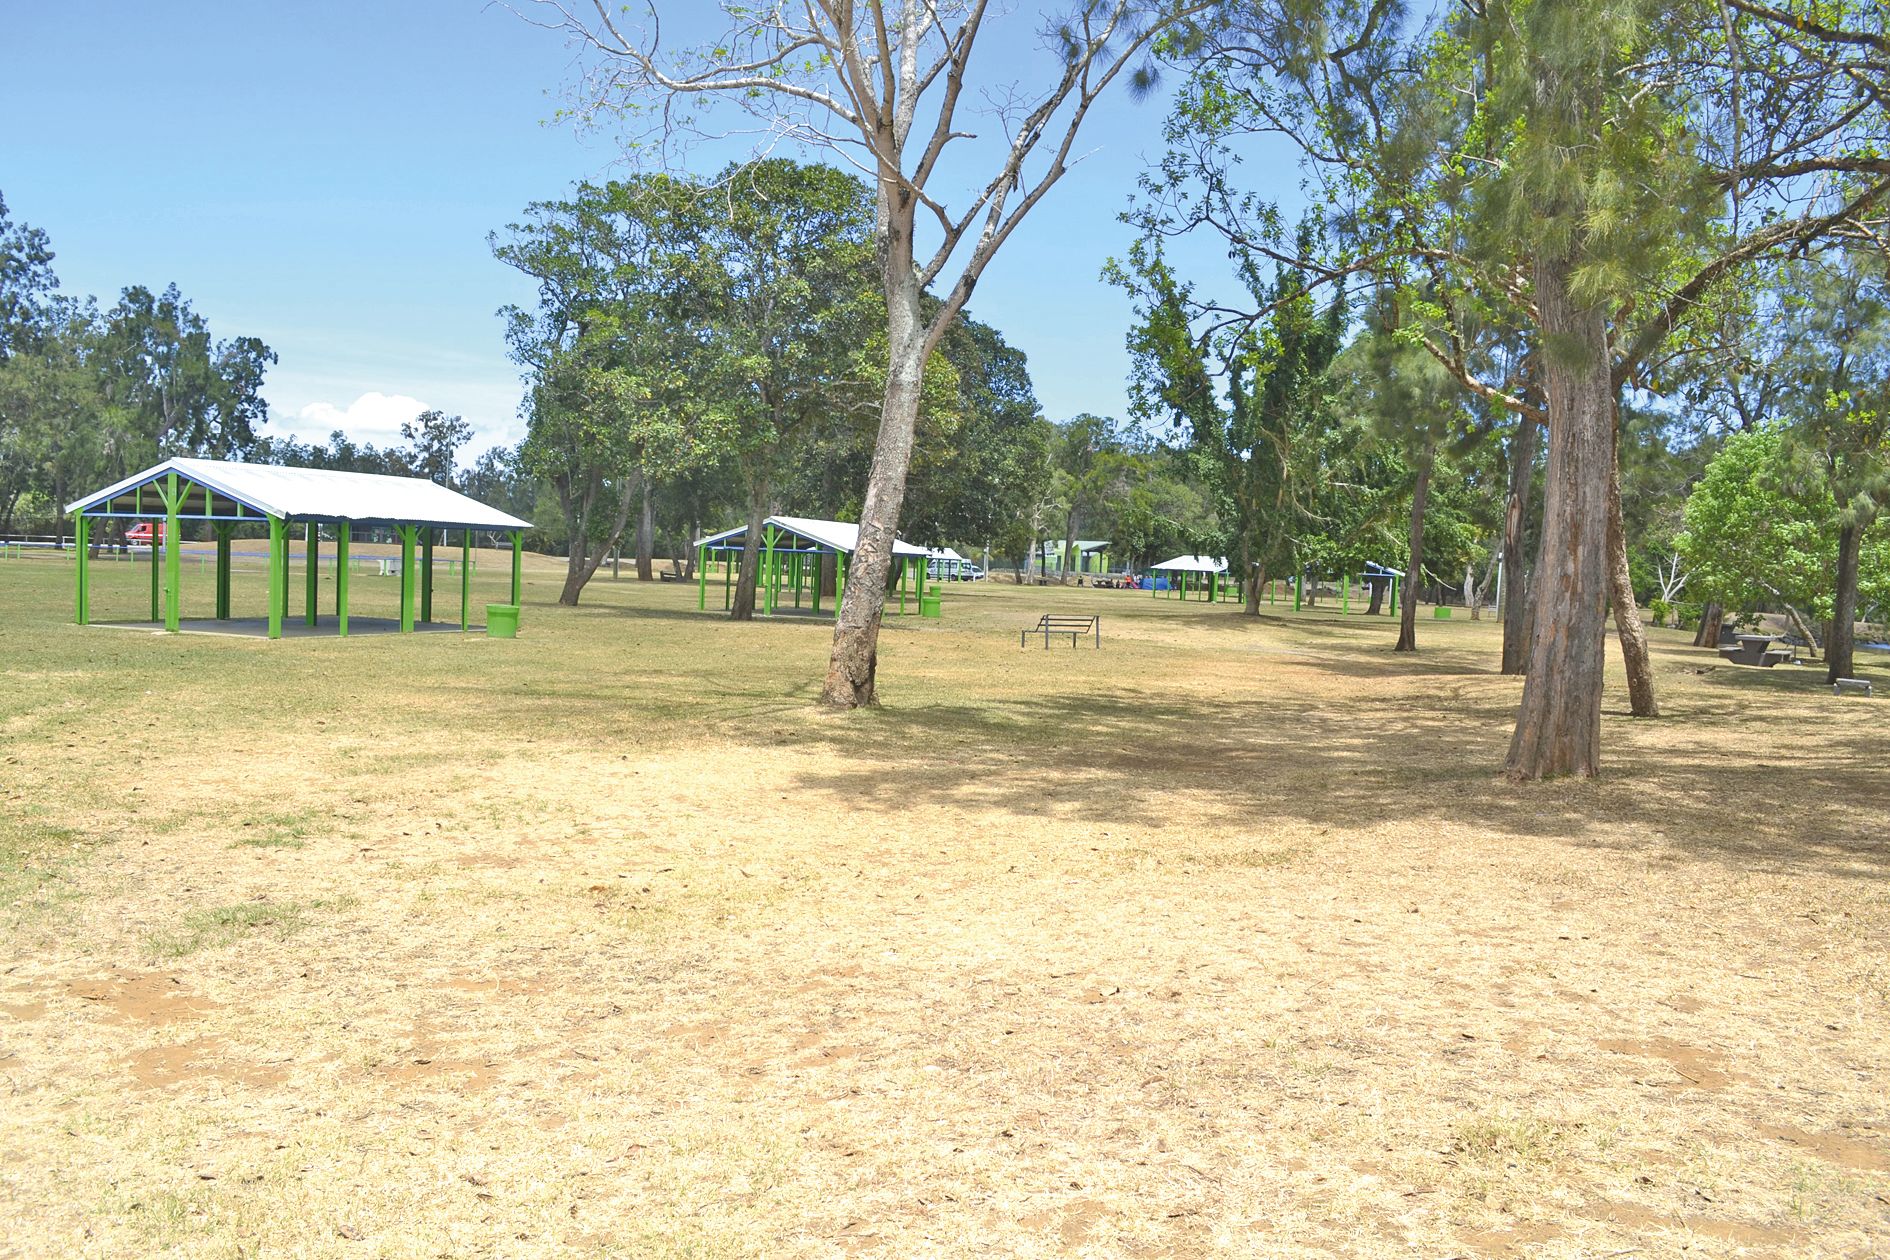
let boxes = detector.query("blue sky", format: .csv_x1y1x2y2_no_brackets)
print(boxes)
4,2,1295,456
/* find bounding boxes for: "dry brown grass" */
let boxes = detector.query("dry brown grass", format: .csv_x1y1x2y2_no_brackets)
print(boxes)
1,553,1886,1258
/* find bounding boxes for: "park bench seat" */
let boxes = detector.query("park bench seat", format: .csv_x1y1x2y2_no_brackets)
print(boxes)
1022,613,1100,649
1761,648,1795,667
1834,678,1873,697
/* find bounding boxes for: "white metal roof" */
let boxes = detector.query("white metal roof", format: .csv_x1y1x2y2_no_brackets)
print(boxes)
928,546,965,561
1151,554,1228,573
68,457,532,531
695,515,926,557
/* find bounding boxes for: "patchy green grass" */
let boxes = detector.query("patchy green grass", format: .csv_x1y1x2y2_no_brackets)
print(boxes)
144,898,331,958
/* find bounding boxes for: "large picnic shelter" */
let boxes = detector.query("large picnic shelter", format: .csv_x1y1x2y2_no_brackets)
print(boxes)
694,515,932,617
66,457,532,638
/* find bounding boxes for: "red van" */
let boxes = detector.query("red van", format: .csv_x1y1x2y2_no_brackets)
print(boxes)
126,522,164,545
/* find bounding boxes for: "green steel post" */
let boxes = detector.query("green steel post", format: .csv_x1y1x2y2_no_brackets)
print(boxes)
763,525,777,616
812,553,823,614
267,516,285,639
215,525,232,619
509,529,522,608
460,530,470,632
305,522,319,627
74,515,89,625
697,544,707,610
793,552,803,608
149,516,160,622
916,558,925,603
337,523,351,638
163,473,181,632
421,530,435,623
1342,572,1350,615
398,525,416,633
1389,575,1399,616
1293,576,1302,612
836,552,847,607
724,550,732,610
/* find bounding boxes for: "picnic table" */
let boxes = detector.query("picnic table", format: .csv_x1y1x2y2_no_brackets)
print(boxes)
1719,634,1794,667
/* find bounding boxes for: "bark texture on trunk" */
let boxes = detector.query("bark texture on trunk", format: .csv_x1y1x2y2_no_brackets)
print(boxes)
1243,537,1261,614
1828,520,1863,683
635,478,655,580
1396,450,1432,653
822,276,926,707
731,476,768,621
1505,253,1614,780
1501,409,1539,674
1607,440,1658,718
1366,583,1384,616
1693,602,1722,647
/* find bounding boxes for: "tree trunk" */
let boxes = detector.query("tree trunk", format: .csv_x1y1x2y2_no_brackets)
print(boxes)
1607,437,1658,718
1061,515,1077,586
557,477,636,607
684,518,698,579
822,270,926,707
731,474,769,621
1828,520,1863,683
1242,536,1261,615
1505,253,1614,780
1396,449,1432,652
635,477,655,580
1500,408,1539,674
1694,601,1722,647
1366,581,1384,616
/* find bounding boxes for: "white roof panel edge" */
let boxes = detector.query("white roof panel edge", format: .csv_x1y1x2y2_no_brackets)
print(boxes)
67,458,531,531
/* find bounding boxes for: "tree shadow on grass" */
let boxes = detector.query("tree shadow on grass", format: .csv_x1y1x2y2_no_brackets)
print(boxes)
786,687,1890,881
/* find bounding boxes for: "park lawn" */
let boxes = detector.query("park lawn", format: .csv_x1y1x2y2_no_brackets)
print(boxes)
1,551,1887,1259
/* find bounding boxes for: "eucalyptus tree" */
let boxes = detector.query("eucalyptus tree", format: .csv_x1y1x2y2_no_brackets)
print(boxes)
525,0,1223,706
494,178,702,605
1112,228,1346,613
684,160,882,621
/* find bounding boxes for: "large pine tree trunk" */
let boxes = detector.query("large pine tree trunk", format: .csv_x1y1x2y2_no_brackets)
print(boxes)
823,273,926,707
1827,519,1862,683
1501,409,1539,674
1396,449,1432,652
635,477,655,580
731,474,769,621
1505,254,1614,780
1607,438,1658,718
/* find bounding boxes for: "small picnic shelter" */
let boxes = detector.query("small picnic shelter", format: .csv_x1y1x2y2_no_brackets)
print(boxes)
694,515,931,617
66,457,531,638
1150,554,1230,602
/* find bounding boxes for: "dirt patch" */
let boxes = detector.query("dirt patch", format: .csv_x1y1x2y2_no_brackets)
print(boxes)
1761,1124,1890,1172
124,1037,288,1090
1595,1036,1754,1089
1459,1221,1563,1256
1019,1198,1111,1247
1582,1197,1799,1246
65,971,219,1025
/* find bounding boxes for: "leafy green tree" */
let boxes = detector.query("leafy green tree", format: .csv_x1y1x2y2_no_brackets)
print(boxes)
0,192,57,360
494,177,704,605
399,410,474,487
1113,229,1347,613
1679,426,1837,649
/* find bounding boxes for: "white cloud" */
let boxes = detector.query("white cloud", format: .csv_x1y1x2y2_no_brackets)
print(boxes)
278,391,431,447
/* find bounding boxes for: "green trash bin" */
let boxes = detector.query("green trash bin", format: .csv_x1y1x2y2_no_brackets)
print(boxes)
920,591,942,619
486,603,520,638
1433,605,1452,619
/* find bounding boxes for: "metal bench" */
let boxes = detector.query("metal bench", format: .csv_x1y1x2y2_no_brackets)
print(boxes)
1834,678,1873,698
1022,613,1100,649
